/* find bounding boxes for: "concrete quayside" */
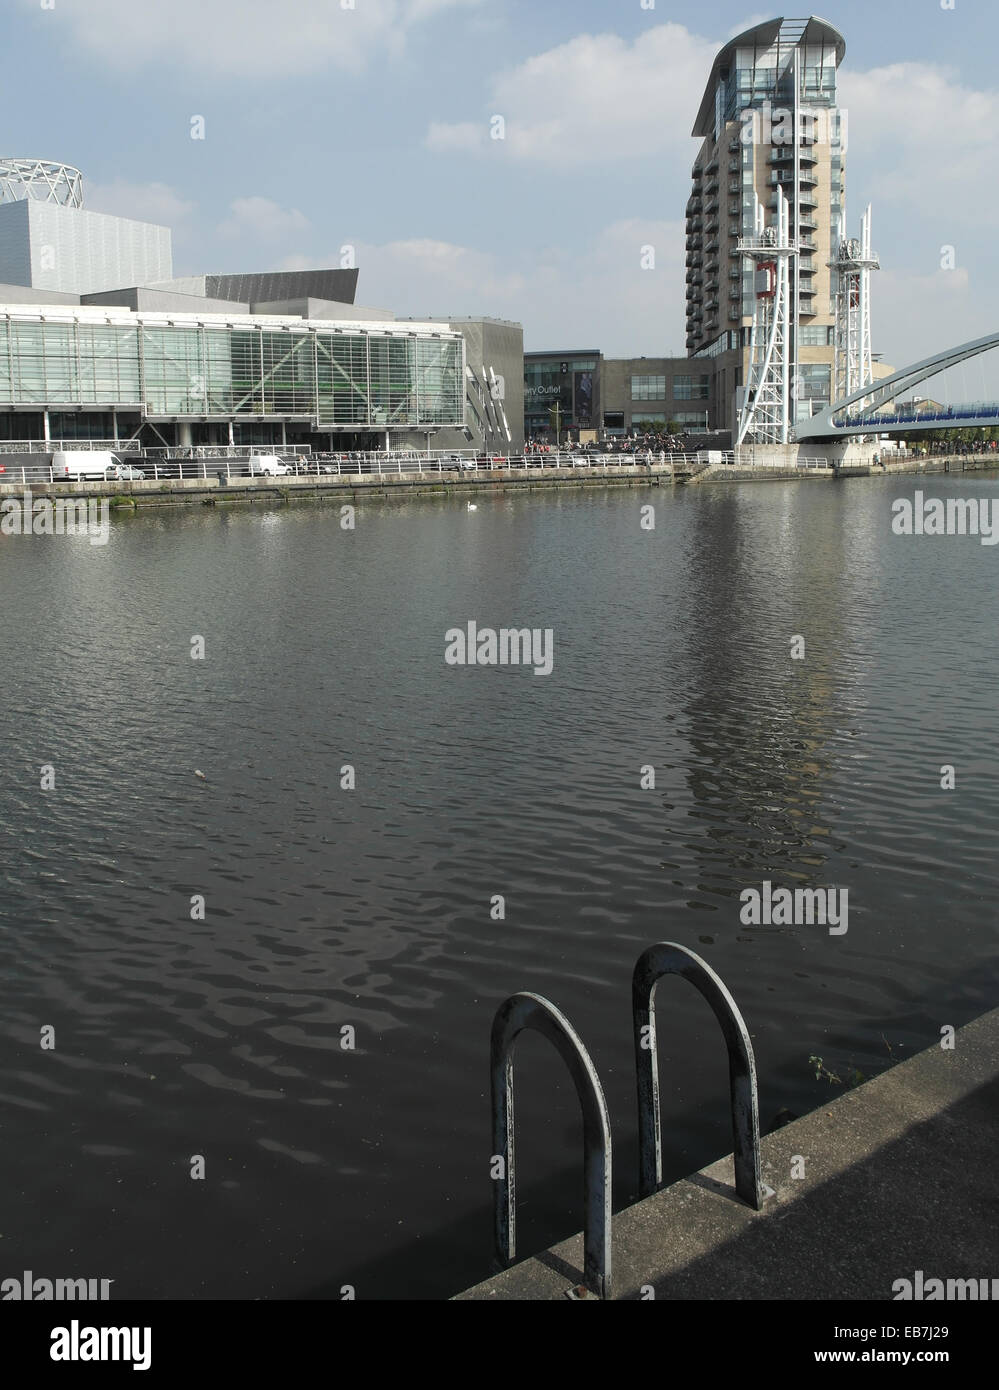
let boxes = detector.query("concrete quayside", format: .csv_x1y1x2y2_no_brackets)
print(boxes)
455,1006,999,1301
1,450,997,511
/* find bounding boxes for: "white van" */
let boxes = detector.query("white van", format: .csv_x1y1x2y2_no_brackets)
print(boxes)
52,450,119,479
248,454,293,477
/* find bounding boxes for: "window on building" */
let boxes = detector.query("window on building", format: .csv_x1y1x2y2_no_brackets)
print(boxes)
800,325,835,346
695,331,739,358
797,364,831,400
631,375,666,400
673,374,711,400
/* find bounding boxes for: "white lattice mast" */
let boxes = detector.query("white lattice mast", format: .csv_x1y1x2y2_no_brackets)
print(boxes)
736,190,797,446
830,204,880,402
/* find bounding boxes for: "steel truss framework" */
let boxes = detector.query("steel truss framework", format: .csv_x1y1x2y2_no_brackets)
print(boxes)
0,159,84,208
830,205,879,403
736,191,796,446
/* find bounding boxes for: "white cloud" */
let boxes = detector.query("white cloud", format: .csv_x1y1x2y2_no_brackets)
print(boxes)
276,253,320,273
870,266,999,369
834,60,999,361
217,197,310,241
25,0,481,77
426,24,718,167
353,219,687,355
726,14,773,40
425,121,485,153
840,63,999,223
84,180,195,227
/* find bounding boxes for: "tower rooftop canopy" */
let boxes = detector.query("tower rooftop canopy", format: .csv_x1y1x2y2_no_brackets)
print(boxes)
692,15,846,138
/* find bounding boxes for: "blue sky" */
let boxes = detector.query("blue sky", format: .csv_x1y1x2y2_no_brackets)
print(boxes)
3,0,998,368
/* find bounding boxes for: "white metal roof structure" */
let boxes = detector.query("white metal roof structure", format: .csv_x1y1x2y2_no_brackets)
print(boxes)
0,159,84,208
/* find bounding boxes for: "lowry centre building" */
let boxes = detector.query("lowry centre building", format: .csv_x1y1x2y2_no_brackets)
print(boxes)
0,158,524,455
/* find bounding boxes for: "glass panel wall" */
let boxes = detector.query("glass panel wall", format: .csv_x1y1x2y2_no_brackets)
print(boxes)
141,327,203,415
0,318,464,430
416,339,462,424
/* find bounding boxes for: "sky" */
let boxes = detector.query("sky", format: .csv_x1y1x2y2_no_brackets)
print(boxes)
2,0,998,369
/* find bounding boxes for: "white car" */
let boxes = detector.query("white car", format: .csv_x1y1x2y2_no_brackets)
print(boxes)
248,454,293,477
106,462,146,481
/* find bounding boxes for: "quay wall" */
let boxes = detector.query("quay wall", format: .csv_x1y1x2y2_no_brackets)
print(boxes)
2,455,997,510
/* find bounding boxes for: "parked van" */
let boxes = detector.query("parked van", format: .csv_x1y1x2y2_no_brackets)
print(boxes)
52,450,119,479
248,454,293,477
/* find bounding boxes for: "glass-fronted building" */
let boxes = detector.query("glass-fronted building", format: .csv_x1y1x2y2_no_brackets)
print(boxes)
523,353,600,438
0,308,464,447
525,352,717,439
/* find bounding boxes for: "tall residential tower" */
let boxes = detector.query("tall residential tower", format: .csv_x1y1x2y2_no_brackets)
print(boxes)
685,17,847,440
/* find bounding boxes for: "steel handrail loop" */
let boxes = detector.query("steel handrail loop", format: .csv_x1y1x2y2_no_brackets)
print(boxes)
633,942,762,1209
490,991,613,1300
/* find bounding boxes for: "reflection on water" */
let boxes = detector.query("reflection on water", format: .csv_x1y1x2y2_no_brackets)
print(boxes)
1,476,997,1298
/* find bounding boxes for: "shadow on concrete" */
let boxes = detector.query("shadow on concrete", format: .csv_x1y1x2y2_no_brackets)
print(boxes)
618,1076,999,1300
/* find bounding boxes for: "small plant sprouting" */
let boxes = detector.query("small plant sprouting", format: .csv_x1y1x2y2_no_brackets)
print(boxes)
808,1054,865,1088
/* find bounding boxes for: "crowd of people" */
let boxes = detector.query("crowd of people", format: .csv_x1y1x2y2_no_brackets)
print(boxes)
599,429,693,455
914,437,999,457
525,429,695,457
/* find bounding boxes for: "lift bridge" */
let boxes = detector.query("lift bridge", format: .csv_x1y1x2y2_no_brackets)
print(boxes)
796,330,999,443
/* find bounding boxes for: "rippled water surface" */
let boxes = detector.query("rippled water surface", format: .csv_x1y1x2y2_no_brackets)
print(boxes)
2,476,998,1298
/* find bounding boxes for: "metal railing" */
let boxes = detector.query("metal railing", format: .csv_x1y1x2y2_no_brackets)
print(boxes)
633,942,762,1208
486,941,763,1300
0,449,871,485
724,452,835,470
837,402,999,429
141,444,313,458
0,439,142,453
491,991,612,1300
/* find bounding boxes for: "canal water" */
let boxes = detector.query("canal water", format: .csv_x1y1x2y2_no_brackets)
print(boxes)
1,476,998,1299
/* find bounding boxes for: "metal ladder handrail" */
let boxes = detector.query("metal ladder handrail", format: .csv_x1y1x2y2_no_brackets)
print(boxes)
490,991,613,1300
633,942,762,1209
